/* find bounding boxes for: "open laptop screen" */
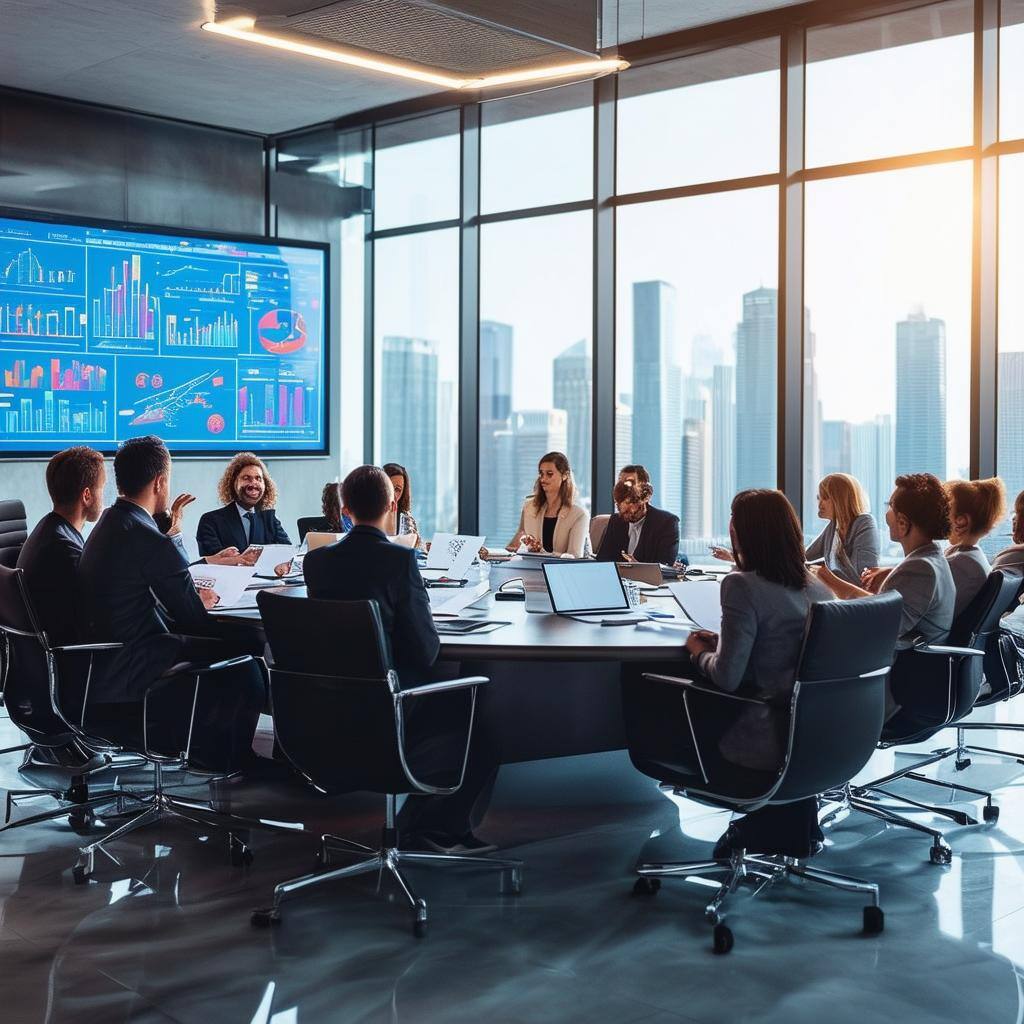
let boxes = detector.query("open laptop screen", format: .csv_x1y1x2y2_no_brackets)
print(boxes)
542,560,630,614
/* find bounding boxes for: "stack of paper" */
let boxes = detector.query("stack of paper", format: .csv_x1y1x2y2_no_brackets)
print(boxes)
667,580,723,634
250,544,301,577
428,580,490,617
188,564,258,609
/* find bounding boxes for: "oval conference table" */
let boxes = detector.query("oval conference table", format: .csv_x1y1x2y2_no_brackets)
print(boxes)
217,577,714,764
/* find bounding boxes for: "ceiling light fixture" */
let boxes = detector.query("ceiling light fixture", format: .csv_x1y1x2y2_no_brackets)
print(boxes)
200,17,628,91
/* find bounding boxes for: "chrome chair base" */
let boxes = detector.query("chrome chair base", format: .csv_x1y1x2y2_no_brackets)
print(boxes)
252,829,523,937
952,721,1024,766
634,849,883,954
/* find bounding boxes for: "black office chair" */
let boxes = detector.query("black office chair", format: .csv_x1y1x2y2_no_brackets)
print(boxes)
624,592,902,954
0,565,146,832
251,590,522,937
844,570,1020,864
0,499,27,569
296,515,332,542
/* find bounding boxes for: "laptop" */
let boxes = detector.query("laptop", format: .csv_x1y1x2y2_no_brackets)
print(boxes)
525,559,637,616
616,562,663,587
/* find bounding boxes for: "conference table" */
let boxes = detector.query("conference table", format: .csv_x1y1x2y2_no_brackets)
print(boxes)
216,565,722,764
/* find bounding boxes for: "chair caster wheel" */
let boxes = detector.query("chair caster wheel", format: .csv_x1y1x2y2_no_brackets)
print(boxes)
501,868,523,896
230,838,254,867
72,864,89,885
251,908,280,928
929,842,952,865
712,923,734,955
863,905,884,935
983,804,999,823
413,918,428,938
955,758,971,772
68,808,96,834
633,877,661,895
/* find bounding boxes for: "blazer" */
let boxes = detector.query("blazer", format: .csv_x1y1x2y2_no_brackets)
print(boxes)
992,543,1024,574
79,499,210,703
196,503,290,556
695,571,834,772
880,541,956,649
15,511,84,645
945,543,992,619
509,500,590,557
594,505,680,566
805,513,880,585
303,525,439,682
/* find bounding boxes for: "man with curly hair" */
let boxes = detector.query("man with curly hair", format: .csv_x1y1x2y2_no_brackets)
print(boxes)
196,452,291,557
594,464,680,565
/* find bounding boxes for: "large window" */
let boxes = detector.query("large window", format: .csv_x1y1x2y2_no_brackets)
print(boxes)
803,162,973,547
616,41,780,194
805,1,973,168
1003,1,1024,141
616,188,778,561
478,212,593,547
373,229,460,537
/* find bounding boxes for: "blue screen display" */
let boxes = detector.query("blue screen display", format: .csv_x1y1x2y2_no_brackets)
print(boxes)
0,214,327,454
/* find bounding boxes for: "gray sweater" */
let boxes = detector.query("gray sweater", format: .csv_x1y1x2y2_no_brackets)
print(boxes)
945,543,991,619
805,513,881,585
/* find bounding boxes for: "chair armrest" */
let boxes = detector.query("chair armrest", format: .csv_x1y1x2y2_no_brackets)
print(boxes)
642,673,770,706
396,675,489,700
913,644,984,658
50,642,124,653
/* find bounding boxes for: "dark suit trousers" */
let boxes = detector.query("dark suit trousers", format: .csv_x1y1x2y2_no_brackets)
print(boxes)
89,634,266,772
394,661,500,839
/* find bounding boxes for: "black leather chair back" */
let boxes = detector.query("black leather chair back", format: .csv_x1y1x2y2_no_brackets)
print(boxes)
297,516,331,543
0,566,76,746
0,500,28,568
257,591,413,794
974,570,1024,705
773,593,903,801
889,569,1021,733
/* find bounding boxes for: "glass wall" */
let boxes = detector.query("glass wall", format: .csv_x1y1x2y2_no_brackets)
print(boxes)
478,212,593,546
616,188,778,561
1001,0,1024,141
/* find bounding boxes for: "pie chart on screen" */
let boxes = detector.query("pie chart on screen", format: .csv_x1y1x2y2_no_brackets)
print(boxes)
257,309,307,354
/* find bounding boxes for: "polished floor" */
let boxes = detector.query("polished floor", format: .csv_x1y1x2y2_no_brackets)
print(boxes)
2,709,1024,1024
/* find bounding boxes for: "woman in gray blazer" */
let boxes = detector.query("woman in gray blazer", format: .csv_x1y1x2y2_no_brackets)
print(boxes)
805,473,880,584
684,489,834,859
943,477,1005,617
992,488,1024,573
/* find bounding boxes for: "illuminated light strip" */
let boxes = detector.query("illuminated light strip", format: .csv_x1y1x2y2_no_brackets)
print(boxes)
200,18,628,91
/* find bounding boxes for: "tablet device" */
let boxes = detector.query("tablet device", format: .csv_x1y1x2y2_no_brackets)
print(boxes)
541,560,632,616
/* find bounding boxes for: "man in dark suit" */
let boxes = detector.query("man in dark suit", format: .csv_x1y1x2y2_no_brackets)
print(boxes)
594,464,681,566
304,464,500,854
78,436,263,770
196,453,290,557
17,446,106,645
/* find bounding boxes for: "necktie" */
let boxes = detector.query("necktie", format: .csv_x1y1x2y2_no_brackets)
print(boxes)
244,511,255,544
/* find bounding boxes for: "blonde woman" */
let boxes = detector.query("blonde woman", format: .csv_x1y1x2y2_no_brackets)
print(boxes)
804,473,880,584
944,477,1005,617
506,451,590,557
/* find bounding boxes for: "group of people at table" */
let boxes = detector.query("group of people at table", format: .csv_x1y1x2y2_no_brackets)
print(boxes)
11,437,1024,857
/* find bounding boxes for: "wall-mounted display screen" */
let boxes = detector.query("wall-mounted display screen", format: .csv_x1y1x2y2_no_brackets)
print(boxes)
0,213,327,455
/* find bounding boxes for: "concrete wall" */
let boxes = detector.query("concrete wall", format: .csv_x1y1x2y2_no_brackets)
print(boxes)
0,92,349,557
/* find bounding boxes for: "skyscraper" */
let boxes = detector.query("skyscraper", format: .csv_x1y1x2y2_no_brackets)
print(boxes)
822,420,852,476
381,335,438,535
735,287,777,491
711,364,735,537
480,320,513,421
436,379,457,533
632,280,682,518
895,309,947,479
851,414,894,526
553,339,592,502
682,380,712,538
615,402,633,475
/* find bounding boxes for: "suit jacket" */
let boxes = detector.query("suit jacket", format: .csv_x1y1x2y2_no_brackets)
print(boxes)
945,543,992,619
880,541,956,649
510,501,590,557
805,513,880,585
196,503,290,556
79,499,210,703
594,505,680,565
696,571,834,771
16,511,84,645
303,525,439,682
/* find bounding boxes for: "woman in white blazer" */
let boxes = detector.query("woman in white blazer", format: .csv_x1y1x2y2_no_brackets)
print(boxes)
505,451,590,557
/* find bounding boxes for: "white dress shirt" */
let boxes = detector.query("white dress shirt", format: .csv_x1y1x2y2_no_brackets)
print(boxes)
627,517,645,556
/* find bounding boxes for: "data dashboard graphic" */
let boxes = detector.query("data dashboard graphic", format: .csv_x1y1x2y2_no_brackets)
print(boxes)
0,215,326,454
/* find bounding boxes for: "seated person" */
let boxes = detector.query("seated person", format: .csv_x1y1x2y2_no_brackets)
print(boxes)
992,488,1024,574
642,490,833,858
384,462,424,549
196,453,290,557
594,464,679,565
304,464,499,854
17,446,106,645
505,451,589,557
78,436,264,770
943,477,1004,618
804,473,880,584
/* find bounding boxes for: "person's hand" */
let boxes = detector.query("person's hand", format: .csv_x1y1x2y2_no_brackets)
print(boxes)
861,567,890,594
166,493,196,537
710,546,735,563
238,546,260,567
273,560,293,577
522,535,542,553
198,587,220,610
686,630,718,657
206,546,243,566
619,550,637,563
478,545,488,560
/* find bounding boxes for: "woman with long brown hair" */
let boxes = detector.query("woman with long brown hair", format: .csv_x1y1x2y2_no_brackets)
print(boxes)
505,451,590,557
383,462,424,550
